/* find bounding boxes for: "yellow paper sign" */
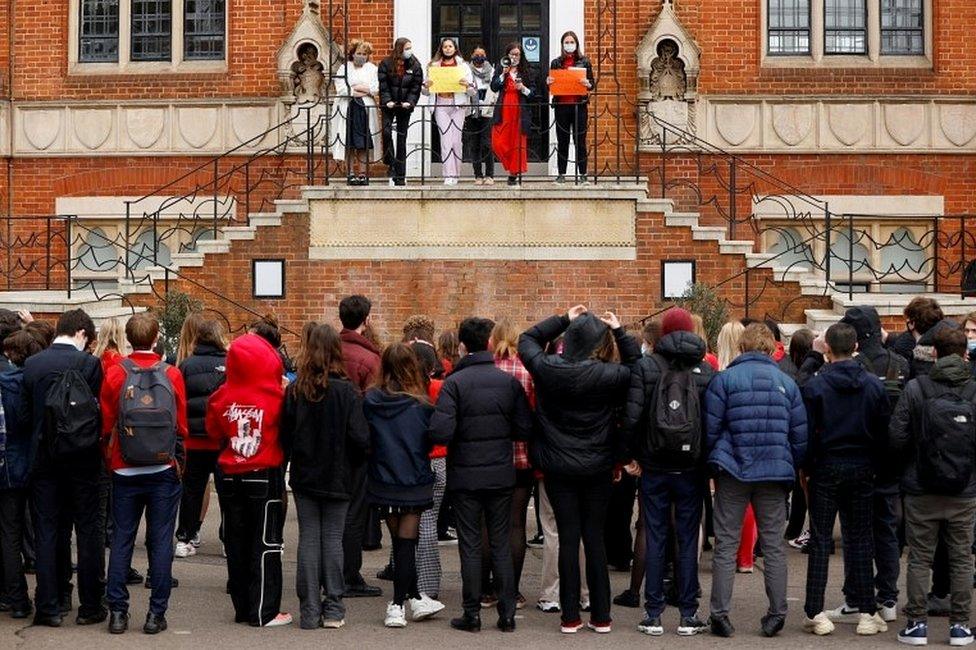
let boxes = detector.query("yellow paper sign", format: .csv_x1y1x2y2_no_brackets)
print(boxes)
428,66,467,94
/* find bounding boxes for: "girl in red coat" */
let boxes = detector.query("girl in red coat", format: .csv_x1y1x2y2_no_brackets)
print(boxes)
206,333,291,628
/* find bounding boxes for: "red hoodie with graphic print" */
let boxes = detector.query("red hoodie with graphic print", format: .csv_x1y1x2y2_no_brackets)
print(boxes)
206,333,285,475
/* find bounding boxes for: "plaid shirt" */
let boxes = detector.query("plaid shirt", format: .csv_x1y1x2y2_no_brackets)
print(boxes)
495,355,535,470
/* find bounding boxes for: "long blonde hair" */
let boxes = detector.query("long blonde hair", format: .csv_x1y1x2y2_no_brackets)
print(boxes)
176,312,206,365
94,317,128,358
490,317,520,360
716,320,745,370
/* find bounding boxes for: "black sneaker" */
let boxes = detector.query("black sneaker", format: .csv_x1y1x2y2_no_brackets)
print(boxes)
450,613,481,632
554,175,566,184
344,582,382,598
760,614,785,637
143,612,167,635
637,617,664,636
678,615,707,636
126,568,144,585
612,589,640,608
108,611,128,634
76,609,108,625
709,614,734,637
376,564,394,581
527,533,544,549
507,176,519,187
144,576,179,589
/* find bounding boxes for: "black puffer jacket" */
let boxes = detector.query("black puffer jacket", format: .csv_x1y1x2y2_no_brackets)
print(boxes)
518,313,641,477
178,344,226,445
281,376,369,500
378,56,424,107
429,351,532,491
911,319,959,379
624,331,715,472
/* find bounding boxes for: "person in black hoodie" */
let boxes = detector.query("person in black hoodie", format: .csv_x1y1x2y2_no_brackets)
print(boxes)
518,305,641,634
174,318,227,558
281,324,369,630
624,308,714,637
378,37,423,186
800,323,890,636
429,317,532,633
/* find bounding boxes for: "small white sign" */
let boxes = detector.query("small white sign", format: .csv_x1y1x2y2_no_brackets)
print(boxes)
662,261,694,299
253,260,284,298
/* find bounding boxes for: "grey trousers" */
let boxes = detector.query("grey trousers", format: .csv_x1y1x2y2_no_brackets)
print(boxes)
295,493,349,629
904,494,976,624
710,475,789,619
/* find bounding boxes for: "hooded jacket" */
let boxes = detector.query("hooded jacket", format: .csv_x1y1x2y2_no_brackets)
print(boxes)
802,359,890,470
206,334,285,475
363,388,435,507
0,368,32,489
428,351,533,492
281,375,369,500
340,329,381,393
911,319,959,379
624,331,715,472
889,354,976,497
178,343,226,451
518,313,641,477
704,352,808,484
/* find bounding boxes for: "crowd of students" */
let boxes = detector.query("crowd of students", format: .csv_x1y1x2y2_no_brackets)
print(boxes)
333,32,593,187
1,296,976,644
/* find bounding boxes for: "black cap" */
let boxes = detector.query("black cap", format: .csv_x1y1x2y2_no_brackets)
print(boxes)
840,306,882,344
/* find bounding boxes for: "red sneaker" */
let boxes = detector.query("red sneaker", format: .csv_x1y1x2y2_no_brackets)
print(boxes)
587,620,612,634
560,619,584,634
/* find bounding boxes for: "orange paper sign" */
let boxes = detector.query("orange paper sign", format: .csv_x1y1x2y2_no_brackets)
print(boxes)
550,68,588,96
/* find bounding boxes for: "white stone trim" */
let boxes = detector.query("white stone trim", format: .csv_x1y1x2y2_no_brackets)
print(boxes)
309,245,636,261
760,0,933,69
67,0,229,75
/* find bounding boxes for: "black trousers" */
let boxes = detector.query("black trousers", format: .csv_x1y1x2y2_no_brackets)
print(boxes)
554,103,589,177
343,463,368,587
382,108,412,182
31,460,106,618
217,468,284,626
453,488,515,619
0,488,30,608
605,473,636,569
785,473,808,540
176,450,220,543
463,115,494,179
546,472,613,625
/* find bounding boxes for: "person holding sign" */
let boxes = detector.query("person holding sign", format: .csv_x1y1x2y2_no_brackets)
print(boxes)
423,38,473,186
491,43,536,187
547,31,594,185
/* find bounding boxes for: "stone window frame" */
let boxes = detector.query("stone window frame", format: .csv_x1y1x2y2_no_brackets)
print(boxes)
761,0,932,68
68,0,228,75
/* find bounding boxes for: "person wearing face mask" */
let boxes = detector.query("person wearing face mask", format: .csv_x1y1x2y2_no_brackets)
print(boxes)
378,38,424,186
332,40,381,186
463,47,497,185
965,311,976,377
491,43,536,187
547,31,594,185
423,38,474,186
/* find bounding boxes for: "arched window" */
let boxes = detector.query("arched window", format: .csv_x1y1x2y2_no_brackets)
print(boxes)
766,227,814,270
77,227,120,271
182,227,216,253
128,230,171,270
879,227,926,276
829,229,870,276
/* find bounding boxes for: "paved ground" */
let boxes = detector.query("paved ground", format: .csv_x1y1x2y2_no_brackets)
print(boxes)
0,497,925,649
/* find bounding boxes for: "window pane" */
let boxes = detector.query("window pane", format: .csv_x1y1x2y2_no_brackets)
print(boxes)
881,0,923,54
520,4,542,31
439,5,460,31
460,5,480,32
184,0,225,60
80,0,120,62
824,0,866,54
768,0,810,55
499,4,518,29
131,0,172,62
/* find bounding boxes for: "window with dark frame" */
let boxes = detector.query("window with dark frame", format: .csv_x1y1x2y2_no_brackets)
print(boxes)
824,0,867,54
80,0,120,62
131,0,173,61
881,0,923,55
184,0,225,60
767,0,811,55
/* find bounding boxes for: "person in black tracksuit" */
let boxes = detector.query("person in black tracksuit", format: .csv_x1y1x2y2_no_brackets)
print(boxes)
429,318,532,633
378,38,423,185
547,31,594,183
175,321,227,553
518,306,641,631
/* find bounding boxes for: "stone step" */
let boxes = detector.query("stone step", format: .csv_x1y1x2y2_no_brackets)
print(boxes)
0,290,124,313
223,226,257,241
690,225,727,242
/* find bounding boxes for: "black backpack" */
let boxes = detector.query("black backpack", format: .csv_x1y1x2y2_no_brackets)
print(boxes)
43,358,101,457
915,377,976,495
876,351,906,407
647,354,702,462
116,360,178,466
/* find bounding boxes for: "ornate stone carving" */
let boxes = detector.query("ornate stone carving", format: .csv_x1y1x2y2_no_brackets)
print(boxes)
771,104,814,146
230,106,273,147
276,2,342,101
649,40,686,101
714,104,757,146
827,104,870,146
883,104,925,146
939,104,976,147
22,110,62,151
177,107,220,149
290,43,326,104
124,108,166,149
73,109,113,150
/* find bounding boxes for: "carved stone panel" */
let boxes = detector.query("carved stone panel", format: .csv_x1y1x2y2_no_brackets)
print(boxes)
882,104,926,146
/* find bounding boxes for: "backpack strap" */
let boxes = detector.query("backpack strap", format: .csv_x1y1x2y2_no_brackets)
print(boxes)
961,381,976,404
649,352,669,374
917,375,935,401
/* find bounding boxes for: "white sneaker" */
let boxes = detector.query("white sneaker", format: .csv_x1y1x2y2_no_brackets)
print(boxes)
263,612,292,627
174,541,196,558
190,532,202,548
880,600,898,623
388,178,396,187
536,600,560,613
804,612,835,635
409,593,445,621
827,602,861,624
857,612,888,635
385,602,407,628
322,618,345,629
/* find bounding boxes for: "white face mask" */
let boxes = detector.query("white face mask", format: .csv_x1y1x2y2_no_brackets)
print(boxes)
403,49,413,60
563,42,577,54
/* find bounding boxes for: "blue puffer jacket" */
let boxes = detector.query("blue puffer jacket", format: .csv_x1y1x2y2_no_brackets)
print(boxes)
704,352,808,484
0,368,32,489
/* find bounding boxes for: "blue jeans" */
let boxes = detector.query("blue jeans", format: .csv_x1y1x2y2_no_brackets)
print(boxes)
107,468,182,615
641,470,703,618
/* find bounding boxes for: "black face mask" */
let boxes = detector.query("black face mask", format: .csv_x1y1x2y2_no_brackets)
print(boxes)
472,55,486,65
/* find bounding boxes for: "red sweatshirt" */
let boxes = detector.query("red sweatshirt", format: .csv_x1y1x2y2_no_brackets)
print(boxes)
206,333,285,475
100,351,189,472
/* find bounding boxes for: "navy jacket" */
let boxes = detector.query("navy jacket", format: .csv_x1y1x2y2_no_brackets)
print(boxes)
22,343,103,470
801,359,890,471
490,64,538,133
704,352,808,484
363,388,434,507
0,368,32,489
429,351,533,492
518,313,641,477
